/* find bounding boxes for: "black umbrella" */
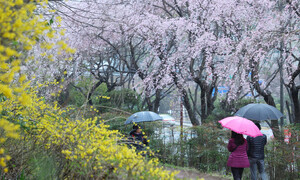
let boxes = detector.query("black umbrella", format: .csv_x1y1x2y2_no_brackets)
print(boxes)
124,111,163,124
235,103,283,121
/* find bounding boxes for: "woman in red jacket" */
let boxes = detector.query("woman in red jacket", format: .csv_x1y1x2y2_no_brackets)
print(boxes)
227,131,250,180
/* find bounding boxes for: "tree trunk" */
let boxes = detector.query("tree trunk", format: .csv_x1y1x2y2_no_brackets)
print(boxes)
205,90,215,118
58,83,72,107
145,96,153,111
250,63,280,137
87,80,103,105
290,86,300,123
197,82,217,123
143,89,163,113
153,89,161,113
263,92,276,107
252,80,276,106
250,59,276,106
182,89,200,126
171,71,200,125
200,88,207,122
285,101,293,124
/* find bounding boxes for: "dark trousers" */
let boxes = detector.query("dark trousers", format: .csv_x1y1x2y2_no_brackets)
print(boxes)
231,167,244,180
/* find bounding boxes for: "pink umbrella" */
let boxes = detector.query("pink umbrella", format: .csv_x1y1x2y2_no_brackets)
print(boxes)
218,116,263,137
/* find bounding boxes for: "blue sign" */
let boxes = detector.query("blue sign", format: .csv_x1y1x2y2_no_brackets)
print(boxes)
246,93,252,97
212,86,229,96
218,86,229,94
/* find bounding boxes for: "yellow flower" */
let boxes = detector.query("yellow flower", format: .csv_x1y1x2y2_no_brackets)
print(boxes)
0,158,6,167
3,32,16,39
18,93,32,106
6,156,11,161
0,85,13,98
19,74,27,83
13,19,22,28
47,31,55,38
15,0,23,5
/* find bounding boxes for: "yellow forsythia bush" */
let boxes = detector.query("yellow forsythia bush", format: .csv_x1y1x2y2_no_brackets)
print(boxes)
0,0,48,172
0,0,176,179
3,93,176,179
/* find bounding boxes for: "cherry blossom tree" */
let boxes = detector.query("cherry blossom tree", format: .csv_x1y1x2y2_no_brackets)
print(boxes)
236,0,300,124
46,0,172,110
123,0,281,124
277,0,300,124
47,0,300,125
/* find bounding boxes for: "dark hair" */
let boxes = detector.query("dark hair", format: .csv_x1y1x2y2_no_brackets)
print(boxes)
255,123,261,130
231,131,244,146
133,124,142,130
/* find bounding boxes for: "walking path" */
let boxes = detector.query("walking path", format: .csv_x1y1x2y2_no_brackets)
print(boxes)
165,167,231,180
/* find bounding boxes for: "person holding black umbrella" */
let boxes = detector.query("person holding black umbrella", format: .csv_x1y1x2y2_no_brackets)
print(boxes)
129,124,148,150
247,123,268,180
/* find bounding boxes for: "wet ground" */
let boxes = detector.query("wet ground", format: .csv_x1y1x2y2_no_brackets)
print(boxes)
165,167,231,180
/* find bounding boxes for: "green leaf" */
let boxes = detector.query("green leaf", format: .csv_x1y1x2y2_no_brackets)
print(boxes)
49,18,54,25
46,16,54,26
12,41,18,46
